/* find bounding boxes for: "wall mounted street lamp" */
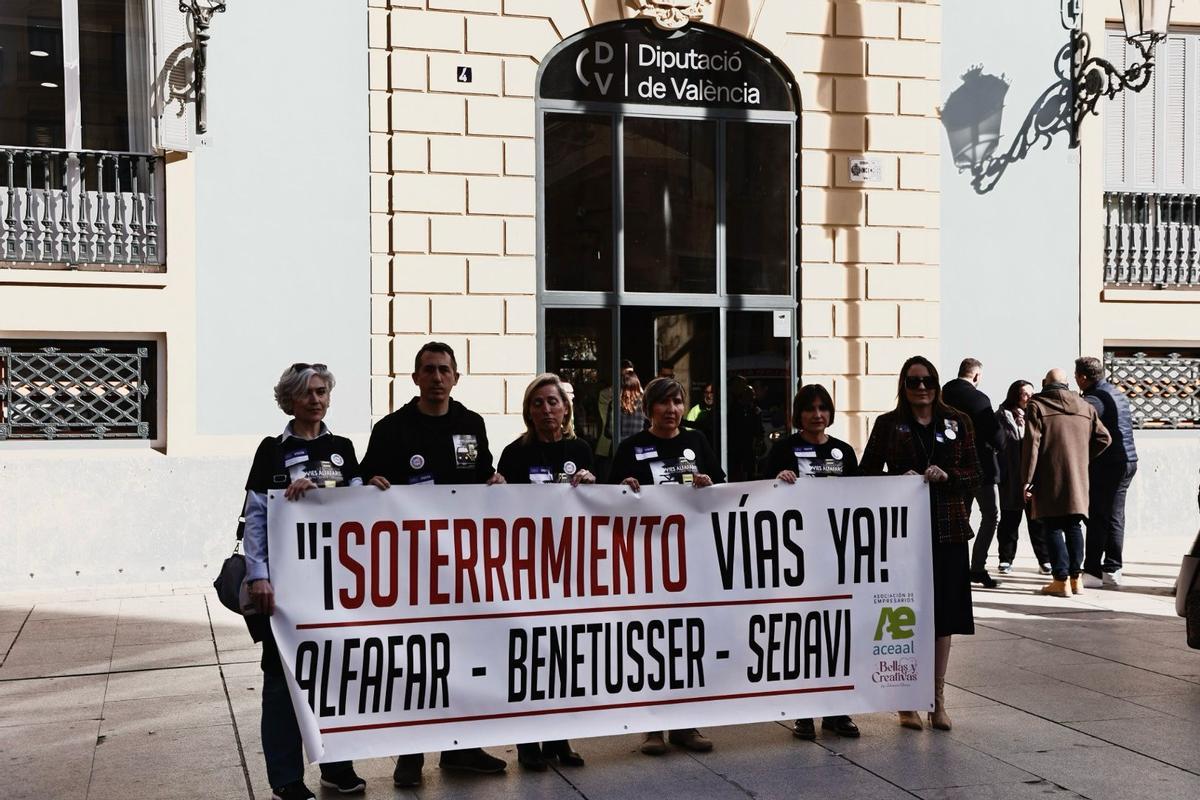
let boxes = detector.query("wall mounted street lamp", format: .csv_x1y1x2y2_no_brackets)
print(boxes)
178,1,227,134
1071,0,1173,145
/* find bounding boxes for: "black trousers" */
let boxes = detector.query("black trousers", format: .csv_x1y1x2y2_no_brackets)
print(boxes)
968,483,1000,572
1085,461,1137,575
997,506,1049,565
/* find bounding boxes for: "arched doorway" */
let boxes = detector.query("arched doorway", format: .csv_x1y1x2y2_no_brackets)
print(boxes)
536,19,800,480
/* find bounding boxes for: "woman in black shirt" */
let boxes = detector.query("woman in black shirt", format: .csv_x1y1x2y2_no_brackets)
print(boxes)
766,384,861,742
608,377,724,756
498,374,593,770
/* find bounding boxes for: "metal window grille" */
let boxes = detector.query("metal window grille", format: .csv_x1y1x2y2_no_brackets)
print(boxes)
0,340,156,440
1105,350,1200,429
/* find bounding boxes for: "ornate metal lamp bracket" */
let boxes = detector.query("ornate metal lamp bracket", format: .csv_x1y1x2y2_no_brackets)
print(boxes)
1071,29,1158,146
178,1,227,135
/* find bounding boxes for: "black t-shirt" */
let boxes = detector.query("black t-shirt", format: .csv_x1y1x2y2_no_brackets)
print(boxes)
359,398,495,485
498,436,594,484
766,434,858,478
244,433,360,493
607,428,726,486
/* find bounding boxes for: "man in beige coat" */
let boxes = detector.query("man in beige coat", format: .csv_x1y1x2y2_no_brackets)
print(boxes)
1021,368,1111,597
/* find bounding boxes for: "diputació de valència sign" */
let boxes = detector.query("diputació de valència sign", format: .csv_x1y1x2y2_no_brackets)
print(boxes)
538,19,796,112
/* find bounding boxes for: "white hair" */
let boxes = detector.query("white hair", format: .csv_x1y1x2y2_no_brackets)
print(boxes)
274,363,335,414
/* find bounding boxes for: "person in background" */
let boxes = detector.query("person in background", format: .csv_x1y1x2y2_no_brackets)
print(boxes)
767,383,860,741
1075,356,1138,589
243,363,366,800
683,382,716,445
942,358,1005,588
860,356,982,732
1021,368,1111,598
995,380,1051,574
498,373,593,771
360,342,507,788
608,377,724,755
726,375,762,482
595,359,635,477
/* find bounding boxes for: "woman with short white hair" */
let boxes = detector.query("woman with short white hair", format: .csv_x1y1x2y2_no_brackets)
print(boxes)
242,362,366,800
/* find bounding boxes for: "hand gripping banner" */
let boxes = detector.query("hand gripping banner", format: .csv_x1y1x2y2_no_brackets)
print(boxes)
266,477,934,761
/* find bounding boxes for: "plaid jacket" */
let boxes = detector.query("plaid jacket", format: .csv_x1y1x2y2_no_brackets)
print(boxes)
859,409,983,544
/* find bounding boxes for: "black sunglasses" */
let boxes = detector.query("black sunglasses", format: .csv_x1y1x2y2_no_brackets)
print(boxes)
291,362,328,372
904,375,938,389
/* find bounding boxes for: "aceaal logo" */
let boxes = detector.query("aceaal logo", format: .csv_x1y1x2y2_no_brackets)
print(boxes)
873,605,916,656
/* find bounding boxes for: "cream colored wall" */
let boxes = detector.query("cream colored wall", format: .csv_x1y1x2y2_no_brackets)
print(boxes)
370,0,942,452
1080,0,1200,357
0,155,239,456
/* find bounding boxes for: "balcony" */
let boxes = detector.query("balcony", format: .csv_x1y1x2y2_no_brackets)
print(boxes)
0,147,164,270
1103,192,1200,288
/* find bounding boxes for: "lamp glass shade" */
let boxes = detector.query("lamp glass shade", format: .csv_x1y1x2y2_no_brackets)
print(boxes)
1120,0,1172,40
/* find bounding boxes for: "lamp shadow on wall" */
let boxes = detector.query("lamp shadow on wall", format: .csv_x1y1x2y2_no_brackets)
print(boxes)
941,40,1074,195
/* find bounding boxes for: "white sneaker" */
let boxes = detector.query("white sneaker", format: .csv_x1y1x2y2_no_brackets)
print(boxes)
1081,573,1105,589
998,563,1012,575
1102,570,1122,588
1039,562,1052,575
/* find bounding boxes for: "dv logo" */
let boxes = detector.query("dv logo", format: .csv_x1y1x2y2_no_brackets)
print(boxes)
575,41,616,96
874,606,916,641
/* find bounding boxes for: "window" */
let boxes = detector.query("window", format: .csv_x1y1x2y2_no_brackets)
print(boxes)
537,20,799,476
0,1,151,152
1104,348,1200,429
0,338,158,440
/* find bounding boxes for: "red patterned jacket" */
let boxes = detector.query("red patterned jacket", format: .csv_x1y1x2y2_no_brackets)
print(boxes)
859,408,983,544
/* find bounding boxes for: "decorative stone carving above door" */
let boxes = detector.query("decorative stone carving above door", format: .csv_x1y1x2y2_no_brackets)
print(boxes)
632,0,714,30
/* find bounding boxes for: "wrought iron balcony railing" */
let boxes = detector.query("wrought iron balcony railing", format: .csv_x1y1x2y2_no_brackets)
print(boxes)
1104,192,1200,288
0,147,164,268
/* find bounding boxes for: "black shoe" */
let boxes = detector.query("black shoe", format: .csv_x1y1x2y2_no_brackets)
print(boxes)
439,747,507,774
319,766,365,794
821,715,860,738
271,781,315,800
792,718,816,740
517,743,548,771
543,739,585,767
970,570,1001,588
393,753,424,788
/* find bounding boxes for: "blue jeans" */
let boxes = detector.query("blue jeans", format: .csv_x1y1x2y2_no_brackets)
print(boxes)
1042,515,1084,582
262,668,351,788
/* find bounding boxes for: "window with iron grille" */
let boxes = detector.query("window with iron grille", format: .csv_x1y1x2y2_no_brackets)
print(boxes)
1105,348,1200,429
0,338,157,440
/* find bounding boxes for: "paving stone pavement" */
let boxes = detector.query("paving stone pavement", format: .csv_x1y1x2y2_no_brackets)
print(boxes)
2,534,1198,800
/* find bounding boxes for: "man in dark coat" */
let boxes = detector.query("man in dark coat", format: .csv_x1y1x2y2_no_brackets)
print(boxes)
1021,369,1111,597
943,358,1006,587
1075,356,1138,588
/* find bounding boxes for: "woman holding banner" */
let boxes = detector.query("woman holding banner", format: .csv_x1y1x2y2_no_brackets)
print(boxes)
242,363,366,800
608,376,724,755
859,356,981,733
498,373,593,771
767,383,861,741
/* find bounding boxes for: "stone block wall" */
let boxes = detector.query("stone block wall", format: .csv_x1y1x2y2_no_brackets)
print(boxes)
367,0,942,448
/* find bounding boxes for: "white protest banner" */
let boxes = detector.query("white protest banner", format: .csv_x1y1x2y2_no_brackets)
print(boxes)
267,477,933,762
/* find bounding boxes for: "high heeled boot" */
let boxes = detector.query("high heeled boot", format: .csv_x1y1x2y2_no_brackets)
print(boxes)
897,710,923,730
929,677,952,730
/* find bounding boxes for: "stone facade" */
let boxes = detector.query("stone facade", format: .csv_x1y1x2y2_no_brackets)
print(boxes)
368,0,942,448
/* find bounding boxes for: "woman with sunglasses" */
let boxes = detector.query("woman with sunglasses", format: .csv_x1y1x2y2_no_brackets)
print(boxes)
767,383,861,741
497,373,592,771
860,356,982,733
242,363,366,800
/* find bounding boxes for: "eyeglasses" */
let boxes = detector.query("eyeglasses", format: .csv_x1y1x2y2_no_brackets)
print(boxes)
904,375,937,390
291,362,328,372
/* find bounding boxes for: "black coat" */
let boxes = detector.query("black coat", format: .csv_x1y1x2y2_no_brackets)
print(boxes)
942,378,1003,484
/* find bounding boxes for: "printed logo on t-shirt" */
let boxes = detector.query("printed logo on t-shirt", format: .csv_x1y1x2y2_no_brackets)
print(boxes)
794,449,843,478
649,457,698,485
452,435,479,469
